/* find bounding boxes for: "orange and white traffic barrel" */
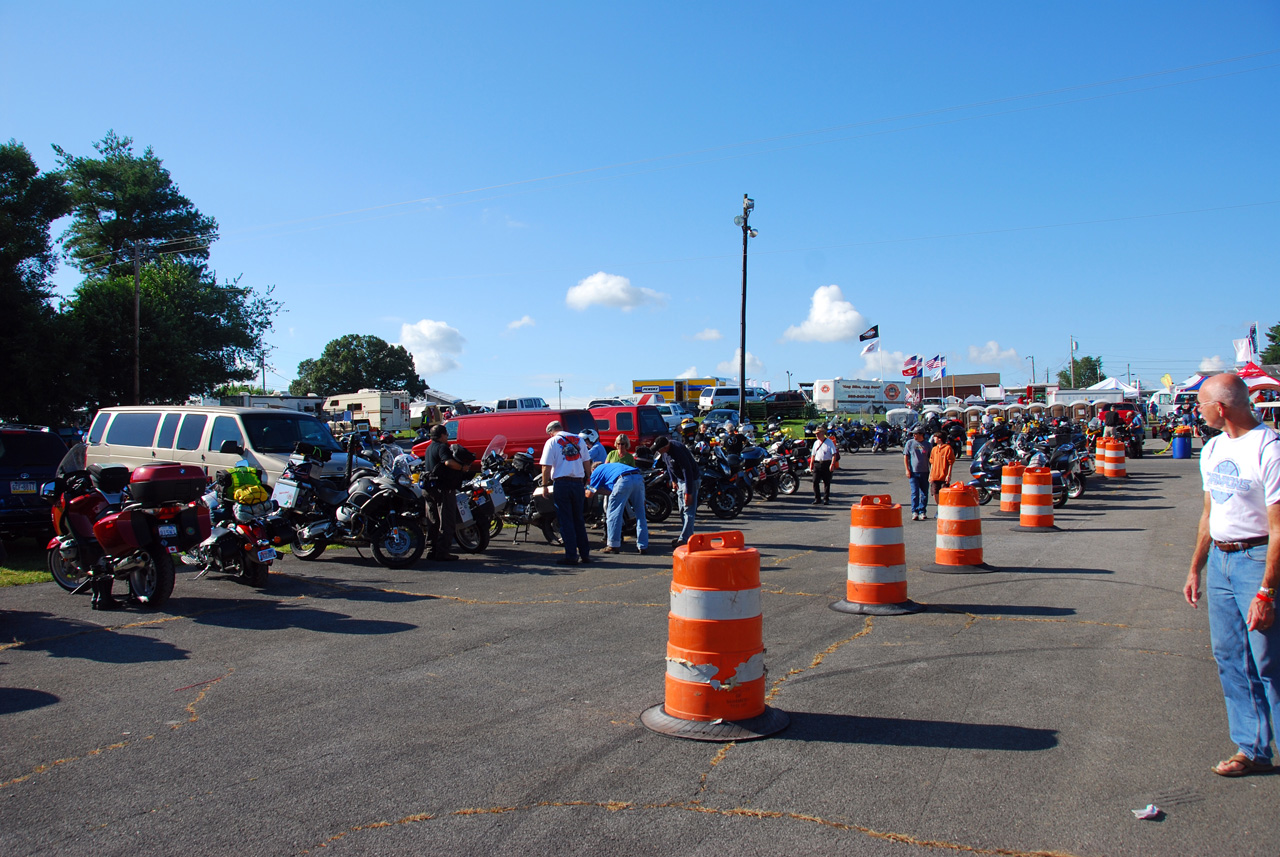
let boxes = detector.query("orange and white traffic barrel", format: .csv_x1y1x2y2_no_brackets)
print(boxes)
966,429,976,458
1110,438,1128,478
1012,466,1058,532
1097,437,1114,478
922,483,996,573
641,531,789,741
999,463,1025,514
831,495,922,615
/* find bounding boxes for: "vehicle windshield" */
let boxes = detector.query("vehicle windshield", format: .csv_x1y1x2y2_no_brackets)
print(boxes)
0,430,68,467
483,434,507,460
638,410,667,435
242,414,342,454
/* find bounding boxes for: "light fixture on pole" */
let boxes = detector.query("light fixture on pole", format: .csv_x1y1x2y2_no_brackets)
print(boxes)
733,195,758,422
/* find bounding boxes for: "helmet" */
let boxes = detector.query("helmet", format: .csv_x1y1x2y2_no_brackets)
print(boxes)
578,428,599,445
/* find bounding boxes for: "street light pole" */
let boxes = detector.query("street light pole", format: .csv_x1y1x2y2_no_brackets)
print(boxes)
786,370,792,391
1026,355,1035,386
734,195,758,423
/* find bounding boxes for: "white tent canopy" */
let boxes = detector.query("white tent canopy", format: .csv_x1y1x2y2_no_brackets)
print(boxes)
1086,377,1139,395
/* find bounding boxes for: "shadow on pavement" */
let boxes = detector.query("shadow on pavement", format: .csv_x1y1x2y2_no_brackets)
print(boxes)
178,595,417,636
781,711,1058,750
0,687,60,715
998,566,1114,575
928,603,1077,617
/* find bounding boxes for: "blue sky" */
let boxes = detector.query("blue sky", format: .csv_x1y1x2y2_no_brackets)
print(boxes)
4,2,1278,405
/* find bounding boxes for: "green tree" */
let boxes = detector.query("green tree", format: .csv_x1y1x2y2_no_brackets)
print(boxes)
54,130,217,276
289,335,426,398
61,260,281,412
1057,356,1106,389
0,140,74,424
1260,322,1280,365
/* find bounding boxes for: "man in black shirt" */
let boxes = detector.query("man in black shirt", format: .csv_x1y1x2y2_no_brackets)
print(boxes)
422,425,474,561
654,434,699,550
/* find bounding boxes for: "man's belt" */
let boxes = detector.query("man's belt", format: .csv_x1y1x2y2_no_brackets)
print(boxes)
1213,536,1269,553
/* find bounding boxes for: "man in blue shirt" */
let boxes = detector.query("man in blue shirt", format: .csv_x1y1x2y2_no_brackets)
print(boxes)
586,461,649,554
903,426,932,521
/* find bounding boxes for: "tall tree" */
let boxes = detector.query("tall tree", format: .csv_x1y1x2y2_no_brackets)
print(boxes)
54,130,217,276
61,260,281,413
1260,322,1280,365
1057,356,1106,389
289,335,426,398
0,140,73,423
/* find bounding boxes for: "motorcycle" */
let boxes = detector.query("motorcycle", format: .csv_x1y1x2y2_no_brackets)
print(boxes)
452,438,507,553
271,440,427,568
43,444,211,608
181,459,280,587
489,445,562,545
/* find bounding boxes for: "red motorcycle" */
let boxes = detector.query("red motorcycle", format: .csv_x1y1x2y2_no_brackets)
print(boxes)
44,445,211,610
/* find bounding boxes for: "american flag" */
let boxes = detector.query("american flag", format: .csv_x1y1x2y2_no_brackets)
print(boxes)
902,355,921,377
925,354,943,371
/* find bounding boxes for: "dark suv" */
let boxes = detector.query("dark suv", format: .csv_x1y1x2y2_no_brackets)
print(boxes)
764,390,808,418
0,426,68,540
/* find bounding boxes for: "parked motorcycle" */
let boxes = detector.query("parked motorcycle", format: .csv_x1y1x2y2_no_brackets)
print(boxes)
181,459,279,587
43,444,210,608
271,440,427,568
488,446,561,545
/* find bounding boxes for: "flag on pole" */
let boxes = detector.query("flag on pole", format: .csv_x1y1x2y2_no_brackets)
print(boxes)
925,354,942,371
1234,338,1255,364
859,325,879,342
902,355,922,377
860,339,879,356
1071,338,1078,353
1250,323,1259,358
930,356,947,382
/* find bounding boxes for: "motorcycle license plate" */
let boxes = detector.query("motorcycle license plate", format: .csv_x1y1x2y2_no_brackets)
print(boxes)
9,480,36,494
257,547,277,563
158,524,179,538
455,494,474,523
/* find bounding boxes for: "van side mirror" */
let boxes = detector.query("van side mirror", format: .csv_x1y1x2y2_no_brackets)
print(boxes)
219,439,244,455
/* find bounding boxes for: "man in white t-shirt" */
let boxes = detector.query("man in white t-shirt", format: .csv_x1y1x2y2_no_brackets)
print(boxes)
541,421,590,566
1185,373,1280,777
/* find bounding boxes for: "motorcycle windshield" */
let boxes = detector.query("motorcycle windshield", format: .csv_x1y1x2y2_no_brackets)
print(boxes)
483,434,507,461
56,442,89,478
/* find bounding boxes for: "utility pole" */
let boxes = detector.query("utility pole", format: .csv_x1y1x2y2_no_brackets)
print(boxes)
555,379,563,409
786,370,792,391
261,348,268,396
1026,355,1035,386
1069,336,1076,389
733,194,758,423
1127,363,1132,386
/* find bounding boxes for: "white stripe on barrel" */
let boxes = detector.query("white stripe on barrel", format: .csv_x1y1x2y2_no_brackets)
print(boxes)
670,587,762,622
849,525,905,546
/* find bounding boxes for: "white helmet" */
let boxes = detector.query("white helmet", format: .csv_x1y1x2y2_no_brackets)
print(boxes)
578,428,599,445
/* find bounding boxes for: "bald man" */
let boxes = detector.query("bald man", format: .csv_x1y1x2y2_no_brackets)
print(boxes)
1185,372,1280,777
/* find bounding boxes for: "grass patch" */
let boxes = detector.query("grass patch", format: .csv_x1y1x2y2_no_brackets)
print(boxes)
1,540,51,586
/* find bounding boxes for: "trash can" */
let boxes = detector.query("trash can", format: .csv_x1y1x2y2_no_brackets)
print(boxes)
1171,436,1191,459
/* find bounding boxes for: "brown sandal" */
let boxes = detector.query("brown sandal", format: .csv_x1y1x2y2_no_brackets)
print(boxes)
1213,752,1276,777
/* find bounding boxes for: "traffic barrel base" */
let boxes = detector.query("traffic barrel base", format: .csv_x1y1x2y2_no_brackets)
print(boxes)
921,483,997,574
831,495,922,615
642,531,789,742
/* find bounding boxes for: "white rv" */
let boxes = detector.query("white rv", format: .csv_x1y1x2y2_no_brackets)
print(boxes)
323,390,412,431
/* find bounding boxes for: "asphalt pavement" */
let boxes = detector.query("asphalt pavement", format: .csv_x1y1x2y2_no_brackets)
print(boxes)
2,442,1276,856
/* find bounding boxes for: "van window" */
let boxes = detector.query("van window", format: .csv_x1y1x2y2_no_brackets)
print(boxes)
208,416,243,451
176,414,207,451
242,414,341,453
105,412,161,447
616,413,634,432
595,418,610,431
88,412,110,444
155,413,181,449
562,412,592,434
638,410,667,435
445,421,459,441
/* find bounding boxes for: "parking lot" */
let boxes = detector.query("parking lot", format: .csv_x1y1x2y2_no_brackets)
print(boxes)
2,446,1276,856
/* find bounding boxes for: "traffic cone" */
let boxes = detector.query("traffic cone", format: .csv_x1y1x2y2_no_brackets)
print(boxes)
998,463,1025,514
1012,466,1058,532
831,495,922,615
922,483,996,573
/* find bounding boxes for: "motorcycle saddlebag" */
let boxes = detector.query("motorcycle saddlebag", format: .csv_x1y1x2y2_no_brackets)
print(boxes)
130,463,208,506
93,509,154,554
171,504,213,552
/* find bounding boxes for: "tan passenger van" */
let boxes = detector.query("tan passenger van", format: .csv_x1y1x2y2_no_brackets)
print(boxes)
84,406,349,484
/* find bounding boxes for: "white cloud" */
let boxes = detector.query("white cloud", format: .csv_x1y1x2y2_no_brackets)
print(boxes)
507,315,535,330
566,272,667,311
781,285,869,343
717,348,765,378
603,383,618,393
398,319,465,376
859,349,911,380
1199,355,1227,372
692,328,722,341
968,340,1021,366
676,366,700,379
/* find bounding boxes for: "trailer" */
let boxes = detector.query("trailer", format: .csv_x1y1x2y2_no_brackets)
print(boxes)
811,379,909,414
631,377,722,406
323,389,412,432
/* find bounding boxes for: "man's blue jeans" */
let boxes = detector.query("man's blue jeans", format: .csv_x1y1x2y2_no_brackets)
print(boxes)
908,473,930,516
1207,544,1279,762
553,477,589,561
605,474,648,549
677,477,700,544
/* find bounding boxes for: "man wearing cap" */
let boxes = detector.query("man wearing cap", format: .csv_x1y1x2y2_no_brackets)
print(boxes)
810,425,838,506
903,426,932,521
541,420,591,566
1185,372,1280,777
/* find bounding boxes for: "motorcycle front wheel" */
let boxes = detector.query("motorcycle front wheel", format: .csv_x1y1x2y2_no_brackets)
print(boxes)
488,516,504,538
1067,475,1086,500
372,523,426,569
129,546,176,608
241,558,271,588
778,473,799,495
708,489,740,520
645,489,673,523
760,479,779,501
48,547,87,592
454,521,491,554
975,487,993,506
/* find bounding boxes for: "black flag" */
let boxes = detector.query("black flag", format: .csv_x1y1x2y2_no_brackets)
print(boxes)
859,325,879,342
